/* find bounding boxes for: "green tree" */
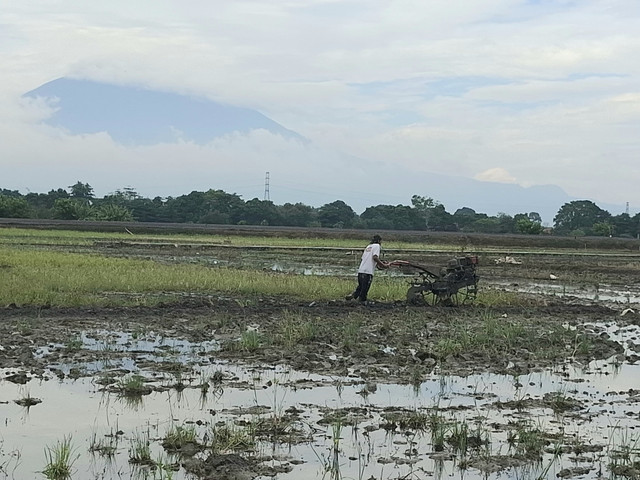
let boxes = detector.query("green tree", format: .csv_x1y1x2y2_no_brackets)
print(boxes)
317,200,356,228
200,190,245,224
165,189,246,224
360,205,423,230
68,181,94,199
101,187,140,206
0,189,21,197
428,204,457,231
279,203,317,227
496,213,515,233
452,207,478,230
610,213,635,237
25,189,69,214
241,198,283,225
553,200,610,235
516,217,543,234
411,195,439,229
164,191,206,222
90,204,134,221
528,212,542,224
127,196,167,222
52,198,92,220
471,217,501,233
592,221,614,237
0,195,31,218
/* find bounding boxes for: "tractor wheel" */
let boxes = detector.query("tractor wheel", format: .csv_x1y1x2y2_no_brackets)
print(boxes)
433,292,455,306
458,283,478,304
406,286,426,305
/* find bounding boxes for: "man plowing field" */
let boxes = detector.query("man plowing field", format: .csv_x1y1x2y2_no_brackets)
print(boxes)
345,234,391,304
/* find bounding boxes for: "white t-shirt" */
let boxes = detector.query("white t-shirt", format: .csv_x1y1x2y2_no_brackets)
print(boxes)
358,243,381,275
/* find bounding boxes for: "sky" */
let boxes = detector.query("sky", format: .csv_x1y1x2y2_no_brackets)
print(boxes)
2,1,640,217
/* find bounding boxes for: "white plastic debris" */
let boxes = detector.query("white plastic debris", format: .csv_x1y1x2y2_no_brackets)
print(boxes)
494,256,522,265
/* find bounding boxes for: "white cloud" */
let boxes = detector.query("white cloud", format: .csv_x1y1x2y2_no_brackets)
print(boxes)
2,0,640,213
474,168,518,184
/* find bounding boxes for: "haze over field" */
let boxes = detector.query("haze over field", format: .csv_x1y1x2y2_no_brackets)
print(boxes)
3,1,640,223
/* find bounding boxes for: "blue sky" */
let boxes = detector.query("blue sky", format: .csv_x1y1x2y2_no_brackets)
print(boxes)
1,0,639,216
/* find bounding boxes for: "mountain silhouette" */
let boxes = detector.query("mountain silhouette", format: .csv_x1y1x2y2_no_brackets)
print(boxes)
20,78,624,223
23,78,305,145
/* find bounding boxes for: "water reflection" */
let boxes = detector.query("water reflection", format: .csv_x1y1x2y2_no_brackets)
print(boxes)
4,327,640,480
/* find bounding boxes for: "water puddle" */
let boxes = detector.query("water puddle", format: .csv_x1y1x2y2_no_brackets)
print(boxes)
3,321,640,479
490,279,640,305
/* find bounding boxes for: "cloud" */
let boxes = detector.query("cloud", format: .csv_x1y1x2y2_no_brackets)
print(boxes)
474,168,518,184
2,0,640,212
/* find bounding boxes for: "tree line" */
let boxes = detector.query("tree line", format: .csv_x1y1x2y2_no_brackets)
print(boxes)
0,182,637,237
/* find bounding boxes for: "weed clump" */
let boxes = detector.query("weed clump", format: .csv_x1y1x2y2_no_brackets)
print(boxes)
42,435,78,480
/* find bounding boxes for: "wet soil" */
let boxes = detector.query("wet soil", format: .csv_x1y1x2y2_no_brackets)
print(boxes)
0,295,628,384
4,226,640,479
2,292,634,478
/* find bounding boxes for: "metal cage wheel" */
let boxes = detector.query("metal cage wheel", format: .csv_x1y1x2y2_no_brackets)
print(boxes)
458,282,478,304
406,285,426,305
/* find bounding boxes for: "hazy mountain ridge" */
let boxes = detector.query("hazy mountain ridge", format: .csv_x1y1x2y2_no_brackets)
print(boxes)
24,78,305,145
21,77,625,224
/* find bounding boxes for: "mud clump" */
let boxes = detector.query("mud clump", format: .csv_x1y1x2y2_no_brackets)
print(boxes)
0,297,628,384
183,453,258,480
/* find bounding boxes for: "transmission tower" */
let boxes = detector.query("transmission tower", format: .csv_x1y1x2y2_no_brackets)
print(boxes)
264,171,270,201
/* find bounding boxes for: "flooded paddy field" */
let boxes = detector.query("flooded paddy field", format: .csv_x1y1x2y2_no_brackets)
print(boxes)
3,227,640,479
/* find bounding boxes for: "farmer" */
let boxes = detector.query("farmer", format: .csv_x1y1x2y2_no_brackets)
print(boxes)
346,234,390,303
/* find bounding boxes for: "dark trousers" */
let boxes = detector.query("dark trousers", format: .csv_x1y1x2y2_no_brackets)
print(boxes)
353,273,373,301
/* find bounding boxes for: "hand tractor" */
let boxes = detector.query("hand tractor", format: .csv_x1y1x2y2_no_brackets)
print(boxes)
390,256,479,306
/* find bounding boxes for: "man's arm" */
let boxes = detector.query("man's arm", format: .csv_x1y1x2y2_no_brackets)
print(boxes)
373,254,390,269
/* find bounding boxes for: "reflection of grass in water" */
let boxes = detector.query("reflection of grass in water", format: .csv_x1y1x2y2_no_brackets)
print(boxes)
506,420,565,480
117,374,148,395
153,455,177,480
609,426,640,475
128,430,153,465
507,420,548,459
64,335,83,352
0,442,20,478
329,417,343,480
115,374,151,410
210,422,256,454
162,424,198,452
89,429,119,458
447,420,470,456
425,409,448,452
14,388,42,408
42,435,78,480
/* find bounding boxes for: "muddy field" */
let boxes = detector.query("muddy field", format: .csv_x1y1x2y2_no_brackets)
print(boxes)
3,229,640,480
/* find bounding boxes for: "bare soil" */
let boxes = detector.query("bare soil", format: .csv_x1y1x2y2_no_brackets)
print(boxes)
0,294,627,385
3,223,640,479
